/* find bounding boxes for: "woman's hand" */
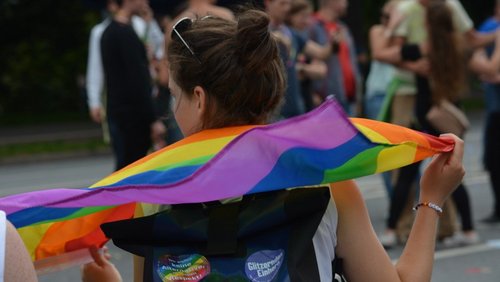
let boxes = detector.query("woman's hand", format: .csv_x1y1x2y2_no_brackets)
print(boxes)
81,246,122,282
419,134,465,206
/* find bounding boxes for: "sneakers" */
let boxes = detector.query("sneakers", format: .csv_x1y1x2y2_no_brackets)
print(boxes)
442,231,481,248
379,230,397,249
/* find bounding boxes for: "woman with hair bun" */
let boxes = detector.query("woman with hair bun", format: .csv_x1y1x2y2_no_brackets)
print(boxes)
0,6,468,282
166,10,285,133
120,9,465,281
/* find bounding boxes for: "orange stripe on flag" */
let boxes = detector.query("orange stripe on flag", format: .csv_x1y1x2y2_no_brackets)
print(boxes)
35,203,135,260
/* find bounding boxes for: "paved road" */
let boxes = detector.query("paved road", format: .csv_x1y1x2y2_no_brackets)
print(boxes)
0,155,136,281
1,112,499,281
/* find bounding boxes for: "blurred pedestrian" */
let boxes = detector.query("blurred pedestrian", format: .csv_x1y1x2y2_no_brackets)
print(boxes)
309,0,362,115
471,0,500,223
101,0,166,170
151,13,184,149
365,0,400,121
286,0,327,111
377,0,490,247
173,0,234,22
364,0,402,197
86,0,164,147
265,0,334,119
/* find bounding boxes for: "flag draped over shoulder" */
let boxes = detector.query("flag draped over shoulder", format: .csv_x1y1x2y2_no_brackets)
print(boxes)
0,98,453,262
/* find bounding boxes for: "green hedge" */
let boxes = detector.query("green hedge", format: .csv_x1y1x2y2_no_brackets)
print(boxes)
0,0,99,124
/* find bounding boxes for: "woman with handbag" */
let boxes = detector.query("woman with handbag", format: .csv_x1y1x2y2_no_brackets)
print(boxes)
374,0,484,247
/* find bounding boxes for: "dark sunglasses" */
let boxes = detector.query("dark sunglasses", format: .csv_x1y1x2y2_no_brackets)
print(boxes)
171,17,202,64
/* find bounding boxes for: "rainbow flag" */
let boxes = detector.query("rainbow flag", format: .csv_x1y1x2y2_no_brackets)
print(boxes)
0,98,453,263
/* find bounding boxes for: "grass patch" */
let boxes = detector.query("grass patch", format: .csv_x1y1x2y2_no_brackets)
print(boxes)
0,138,109,159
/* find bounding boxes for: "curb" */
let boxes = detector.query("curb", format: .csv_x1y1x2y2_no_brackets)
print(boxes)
0,148,112,166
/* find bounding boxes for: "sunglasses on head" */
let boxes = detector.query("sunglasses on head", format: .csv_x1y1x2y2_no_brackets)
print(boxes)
171,17,203,64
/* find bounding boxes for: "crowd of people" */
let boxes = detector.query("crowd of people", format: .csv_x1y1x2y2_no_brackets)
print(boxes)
2,0,498,281
369,0,500,248
88,0,500,259
82,0,498,275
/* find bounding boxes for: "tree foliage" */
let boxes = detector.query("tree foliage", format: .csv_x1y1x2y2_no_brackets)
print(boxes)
0,0,99,121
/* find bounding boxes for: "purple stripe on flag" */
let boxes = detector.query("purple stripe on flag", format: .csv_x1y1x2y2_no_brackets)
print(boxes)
0,99,357,213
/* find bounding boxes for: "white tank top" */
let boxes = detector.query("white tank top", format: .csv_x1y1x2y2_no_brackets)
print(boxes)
312,200,338,281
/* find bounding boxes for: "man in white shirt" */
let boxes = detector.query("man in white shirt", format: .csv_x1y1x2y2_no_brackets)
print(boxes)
85,0,164,124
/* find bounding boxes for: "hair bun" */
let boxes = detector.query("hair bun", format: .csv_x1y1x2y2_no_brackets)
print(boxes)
236,10,277,73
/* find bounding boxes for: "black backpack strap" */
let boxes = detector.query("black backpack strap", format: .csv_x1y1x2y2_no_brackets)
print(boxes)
204,201,241,255
332,257,347,282
286,188,331,281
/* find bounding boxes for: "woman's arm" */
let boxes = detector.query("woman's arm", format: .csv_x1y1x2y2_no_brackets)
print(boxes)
464,29,497,49
4,221,38,282
469,32,500,77
333,134,464,281
296,59,327,80
370,25,402,64
370,24,429,77
398,135,465,280
332,180,401,281
303,40,333,60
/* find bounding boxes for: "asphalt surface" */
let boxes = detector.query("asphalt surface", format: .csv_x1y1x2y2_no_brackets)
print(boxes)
0,110,499,282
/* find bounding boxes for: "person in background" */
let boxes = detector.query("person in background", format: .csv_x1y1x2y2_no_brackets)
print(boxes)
173,0,234,22
265,0,335,119
376,0,488,248
364,0,401,197
100,0,166,170
472,0,500,224
309,0,362,115
86,0,165,150
150,13,185,150
285,0,328,111
365,0,399,121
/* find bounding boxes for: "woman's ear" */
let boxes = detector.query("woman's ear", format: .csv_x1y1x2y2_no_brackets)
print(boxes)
193,85,207,116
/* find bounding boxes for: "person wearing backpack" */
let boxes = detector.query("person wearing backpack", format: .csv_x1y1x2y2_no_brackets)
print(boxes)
88,8,466,282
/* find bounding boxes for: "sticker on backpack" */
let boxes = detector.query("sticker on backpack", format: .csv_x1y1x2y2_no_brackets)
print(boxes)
245,249,285,282
156,254,210,281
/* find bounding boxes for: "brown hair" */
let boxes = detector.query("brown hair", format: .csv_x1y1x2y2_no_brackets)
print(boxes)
167,9,286,129
426,0,466,103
